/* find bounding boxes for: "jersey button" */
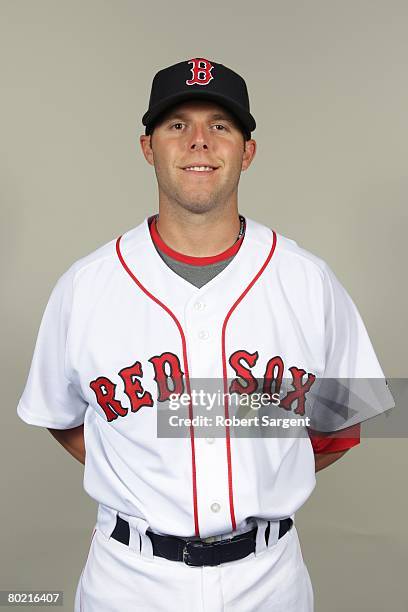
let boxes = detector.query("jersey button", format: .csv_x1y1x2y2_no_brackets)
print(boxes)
198,330,209,340
205,437,215,444
210,502,221,513
194,301,206,311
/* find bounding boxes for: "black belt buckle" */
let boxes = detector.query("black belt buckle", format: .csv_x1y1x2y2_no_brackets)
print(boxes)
182,539,220,567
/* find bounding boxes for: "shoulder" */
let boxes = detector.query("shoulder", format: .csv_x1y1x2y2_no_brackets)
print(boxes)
59,218,148,288
275,232,328,275
70,236,118,283
247,216,331,283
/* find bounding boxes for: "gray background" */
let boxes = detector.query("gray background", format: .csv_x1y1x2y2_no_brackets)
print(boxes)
1,0,407,610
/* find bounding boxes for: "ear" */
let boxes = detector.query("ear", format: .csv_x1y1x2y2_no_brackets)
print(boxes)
241,138,256,171
140,134,154,166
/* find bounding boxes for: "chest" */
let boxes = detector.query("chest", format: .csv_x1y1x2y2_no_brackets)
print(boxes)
69,263,325,424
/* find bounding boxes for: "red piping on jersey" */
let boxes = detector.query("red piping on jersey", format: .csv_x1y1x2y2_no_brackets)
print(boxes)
115,235,200,537
149,215,244,266
221,230,278,532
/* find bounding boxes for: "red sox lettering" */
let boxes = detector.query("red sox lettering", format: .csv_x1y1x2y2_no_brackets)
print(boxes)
89,349,316,422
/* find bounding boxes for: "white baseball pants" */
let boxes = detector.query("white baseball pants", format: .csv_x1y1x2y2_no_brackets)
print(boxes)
74,518,314,611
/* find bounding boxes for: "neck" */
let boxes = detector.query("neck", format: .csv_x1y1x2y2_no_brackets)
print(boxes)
155,206,242,258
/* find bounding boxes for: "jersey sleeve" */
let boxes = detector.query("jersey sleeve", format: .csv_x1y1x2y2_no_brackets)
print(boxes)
17,265,88,429
307,263,395,433
323,263,388,379
308,423,361,454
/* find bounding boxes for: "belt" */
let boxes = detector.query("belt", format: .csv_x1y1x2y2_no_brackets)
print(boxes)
110,516,293,567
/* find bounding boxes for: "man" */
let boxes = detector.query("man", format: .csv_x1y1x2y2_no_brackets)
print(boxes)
17,58,394,611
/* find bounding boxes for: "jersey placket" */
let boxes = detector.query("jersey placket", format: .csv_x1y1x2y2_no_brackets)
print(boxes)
181,225,277,537
183,293,232,538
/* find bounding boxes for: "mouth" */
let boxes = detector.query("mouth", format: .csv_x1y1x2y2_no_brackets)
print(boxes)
180,165,219,174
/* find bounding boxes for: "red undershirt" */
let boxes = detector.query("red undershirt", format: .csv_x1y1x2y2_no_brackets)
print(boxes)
148,215,244,265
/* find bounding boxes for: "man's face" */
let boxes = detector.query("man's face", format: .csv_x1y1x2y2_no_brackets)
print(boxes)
140,100,256,215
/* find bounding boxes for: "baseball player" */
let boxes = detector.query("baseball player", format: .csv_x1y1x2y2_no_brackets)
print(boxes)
17,58,395,611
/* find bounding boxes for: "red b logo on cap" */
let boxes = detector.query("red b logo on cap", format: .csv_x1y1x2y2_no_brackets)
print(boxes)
186,58,214,86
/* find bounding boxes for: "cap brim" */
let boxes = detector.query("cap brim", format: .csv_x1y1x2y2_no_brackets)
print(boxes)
142,90,256,134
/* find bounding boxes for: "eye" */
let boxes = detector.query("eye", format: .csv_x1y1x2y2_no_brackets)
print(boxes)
213,124,227,131
171,122,185,130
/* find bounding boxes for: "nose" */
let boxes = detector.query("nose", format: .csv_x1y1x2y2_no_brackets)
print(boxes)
191,142,208,150
189,124,208,151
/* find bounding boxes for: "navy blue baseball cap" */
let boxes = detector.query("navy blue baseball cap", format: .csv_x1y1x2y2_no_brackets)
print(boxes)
142,58,256,140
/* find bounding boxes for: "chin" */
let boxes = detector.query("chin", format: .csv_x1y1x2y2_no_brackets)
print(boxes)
178,200,219,215
174,192,219,214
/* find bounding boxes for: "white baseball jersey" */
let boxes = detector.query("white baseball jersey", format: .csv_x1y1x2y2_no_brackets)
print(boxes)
17,215,394,539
